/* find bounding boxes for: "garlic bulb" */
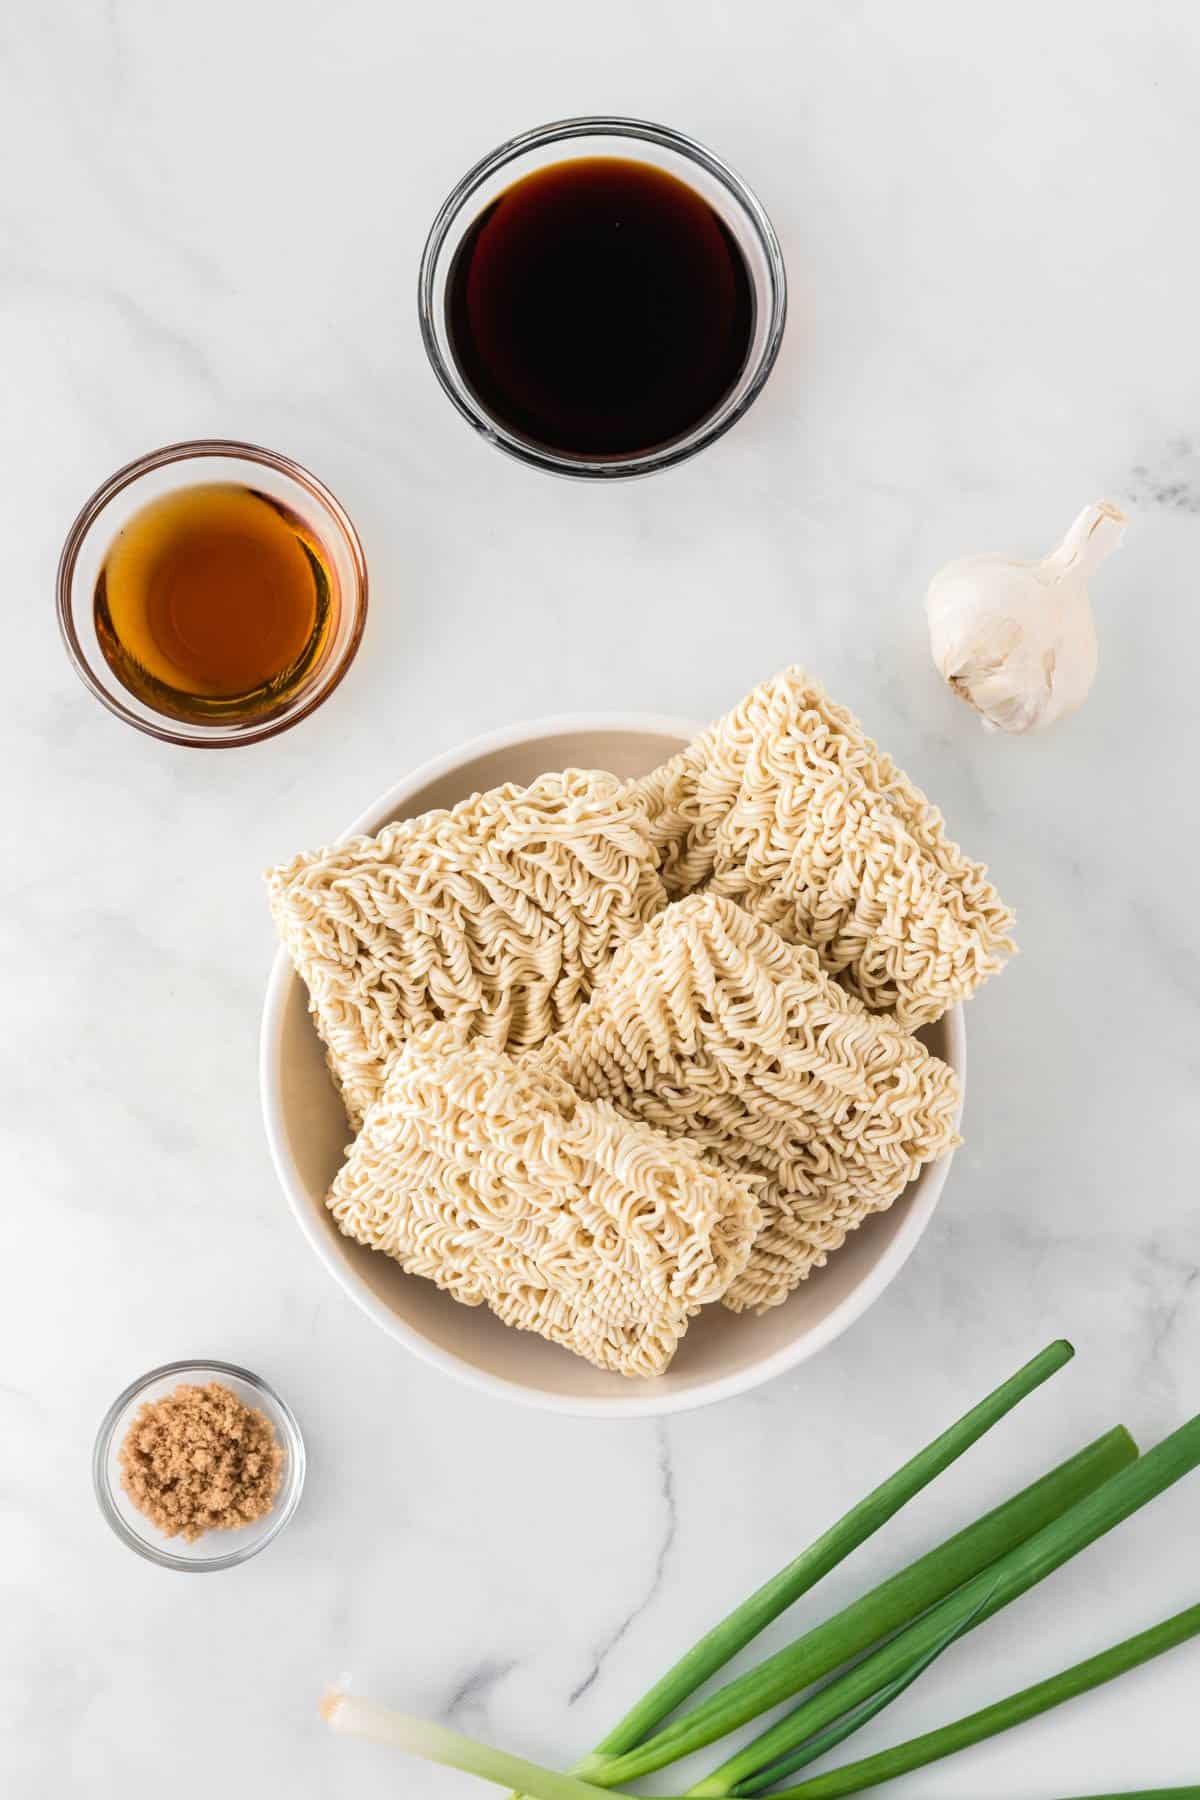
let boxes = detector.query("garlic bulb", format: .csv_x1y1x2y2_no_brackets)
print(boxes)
926,501,1127,733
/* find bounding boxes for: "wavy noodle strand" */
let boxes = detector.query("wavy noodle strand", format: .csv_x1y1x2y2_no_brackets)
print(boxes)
533,893,962,1313
328,1030,762,1377
631,667,1015,1028
267,770,668,1127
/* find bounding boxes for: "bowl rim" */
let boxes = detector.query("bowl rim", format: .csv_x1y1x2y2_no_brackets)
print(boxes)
92,1357,307,1570
260,712,964,1418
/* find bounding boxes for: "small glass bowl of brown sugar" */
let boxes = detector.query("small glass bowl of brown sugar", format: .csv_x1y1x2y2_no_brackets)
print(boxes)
93,1360,306,1571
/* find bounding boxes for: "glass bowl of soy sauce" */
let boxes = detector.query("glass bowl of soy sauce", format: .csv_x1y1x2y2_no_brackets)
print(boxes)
419,117,787,479
57,440,368,747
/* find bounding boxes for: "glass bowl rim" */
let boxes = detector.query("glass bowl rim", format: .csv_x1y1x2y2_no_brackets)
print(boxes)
56,437,369,748
417,115,788,480
92,1356,307,1571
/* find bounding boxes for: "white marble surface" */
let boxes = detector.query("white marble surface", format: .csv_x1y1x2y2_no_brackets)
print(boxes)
4,2,1200,1795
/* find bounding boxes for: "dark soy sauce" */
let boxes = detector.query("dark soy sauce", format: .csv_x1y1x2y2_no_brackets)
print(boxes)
447,157,755,460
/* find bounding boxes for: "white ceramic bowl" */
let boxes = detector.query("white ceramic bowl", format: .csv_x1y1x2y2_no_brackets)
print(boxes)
260,715,964,1417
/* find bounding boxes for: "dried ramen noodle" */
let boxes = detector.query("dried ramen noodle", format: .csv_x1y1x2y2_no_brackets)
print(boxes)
327,1031,762,1377
266,770,667,1127
533,893,961,1313
631,667,1015,1029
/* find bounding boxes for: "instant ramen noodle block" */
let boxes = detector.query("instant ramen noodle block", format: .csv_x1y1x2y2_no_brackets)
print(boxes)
533,893,961,1314
267,770,668,1129
632,667,1015,1029
327,1031,762,1378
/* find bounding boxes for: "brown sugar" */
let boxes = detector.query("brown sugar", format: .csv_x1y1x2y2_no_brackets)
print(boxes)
118,1381,283,1541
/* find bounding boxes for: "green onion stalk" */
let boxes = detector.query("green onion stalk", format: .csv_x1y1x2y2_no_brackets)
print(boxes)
730,1587,994,1791
320,1597,1200,1800
318,1414,1200,1800
685,1417,1200,1796
563,1340,1076,1793
761,1600,1200,1800
592,1424,1135,1788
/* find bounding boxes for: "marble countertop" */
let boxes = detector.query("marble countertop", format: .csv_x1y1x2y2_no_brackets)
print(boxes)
4,2,1199,1795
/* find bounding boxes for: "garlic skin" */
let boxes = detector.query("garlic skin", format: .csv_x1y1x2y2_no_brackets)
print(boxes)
926,501,1127,733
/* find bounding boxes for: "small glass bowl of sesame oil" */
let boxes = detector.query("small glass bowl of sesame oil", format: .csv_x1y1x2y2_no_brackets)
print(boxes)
57,440,367,747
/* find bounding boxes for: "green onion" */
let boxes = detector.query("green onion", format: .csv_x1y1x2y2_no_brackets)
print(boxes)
690,1417,1200,1797
593,1420,1135,1789
576,1339,1072,1775
320,1690,620,1800
763,1601,1200,1800
733,1588,993,1793
737,1605,978,1785
320,1683,1200,1800
571,1341,1077,1790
